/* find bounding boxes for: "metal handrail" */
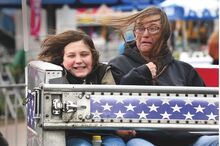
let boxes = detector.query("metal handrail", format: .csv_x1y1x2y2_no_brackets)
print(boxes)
0,84,26,88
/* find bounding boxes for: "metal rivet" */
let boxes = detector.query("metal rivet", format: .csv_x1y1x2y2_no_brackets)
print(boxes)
78,114,83,120
78,94,83,99
85,94,90,99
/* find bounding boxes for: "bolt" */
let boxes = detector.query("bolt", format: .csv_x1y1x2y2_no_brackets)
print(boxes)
85,94,90,99
78,94,83,99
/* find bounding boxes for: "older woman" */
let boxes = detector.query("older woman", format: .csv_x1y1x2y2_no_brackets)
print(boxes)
106,7,205,86
100,6,218,146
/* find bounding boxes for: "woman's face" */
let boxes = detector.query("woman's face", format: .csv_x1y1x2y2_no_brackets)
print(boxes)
62,40,93,78
134,14,161,58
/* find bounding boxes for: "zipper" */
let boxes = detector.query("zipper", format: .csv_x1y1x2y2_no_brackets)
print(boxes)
152,65,168,85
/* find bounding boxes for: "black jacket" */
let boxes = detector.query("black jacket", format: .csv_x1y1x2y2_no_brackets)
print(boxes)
49,63,111,84
109,41,206,146
109,41,205,86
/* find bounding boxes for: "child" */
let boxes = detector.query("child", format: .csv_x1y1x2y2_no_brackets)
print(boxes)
38,30,115,85
38,30,117,146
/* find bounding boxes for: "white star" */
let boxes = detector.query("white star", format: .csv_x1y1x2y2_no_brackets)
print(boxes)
92,97,102,103
31,118,33,125
207,112,217,121
92,110,102,118
139,97,148,104
137,111,148,119
194,105,205,113
148,104,159,112
161,98,170,105
160,111,171,119
115,110,126,119
125,104,136,111
183,112,194,120
29,108,32,114
32,110,34,117
102,103,112,111
31,99,34,106
208,100,216,106
184,98,193,105
116,97,125,104
171,104,182,112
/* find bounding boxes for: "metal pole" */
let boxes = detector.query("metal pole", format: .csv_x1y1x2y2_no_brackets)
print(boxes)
21,0,29,53
14,95,18,146
4,97,8,140
0,84,26,88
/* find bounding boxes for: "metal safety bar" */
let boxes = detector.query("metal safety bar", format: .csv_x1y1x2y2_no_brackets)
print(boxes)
34,84,218,131
41,84,219,94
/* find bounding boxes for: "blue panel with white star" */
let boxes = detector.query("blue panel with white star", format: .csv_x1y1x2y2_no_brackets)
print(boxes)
90,95,219,121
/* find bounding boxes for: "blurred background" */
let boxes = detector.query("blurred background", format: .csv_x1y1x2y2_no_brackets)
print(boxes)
0,0,219,146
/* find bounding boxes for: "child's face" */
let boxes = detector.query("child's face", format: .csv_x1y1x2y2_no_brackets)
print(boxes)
62,40,93,78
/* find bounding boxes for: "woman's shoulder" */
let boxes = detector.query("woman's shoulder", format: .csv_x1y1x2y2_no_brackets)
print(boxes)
167,59,198,76
109,55,128,63
172,59,194,70
109,55,134,68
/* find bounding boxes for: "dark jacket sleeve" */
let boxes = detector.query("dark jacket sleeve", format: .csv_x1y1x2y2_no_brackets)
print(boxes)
120,64,153,85
187,67,206,86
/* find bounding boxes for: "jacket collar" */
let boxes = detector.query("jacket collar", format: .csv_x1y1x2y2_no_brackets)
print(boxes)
61,63,107,84
124,41,174,67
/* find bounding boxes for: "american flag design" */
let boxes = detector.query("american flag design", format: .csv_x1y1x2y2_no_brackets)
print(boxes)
27,91,36,130
91,95,219,121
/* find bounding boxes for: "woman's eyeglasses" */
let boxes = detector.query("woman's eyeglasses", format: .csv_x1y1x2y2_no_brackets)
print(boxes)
134,25,160,35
